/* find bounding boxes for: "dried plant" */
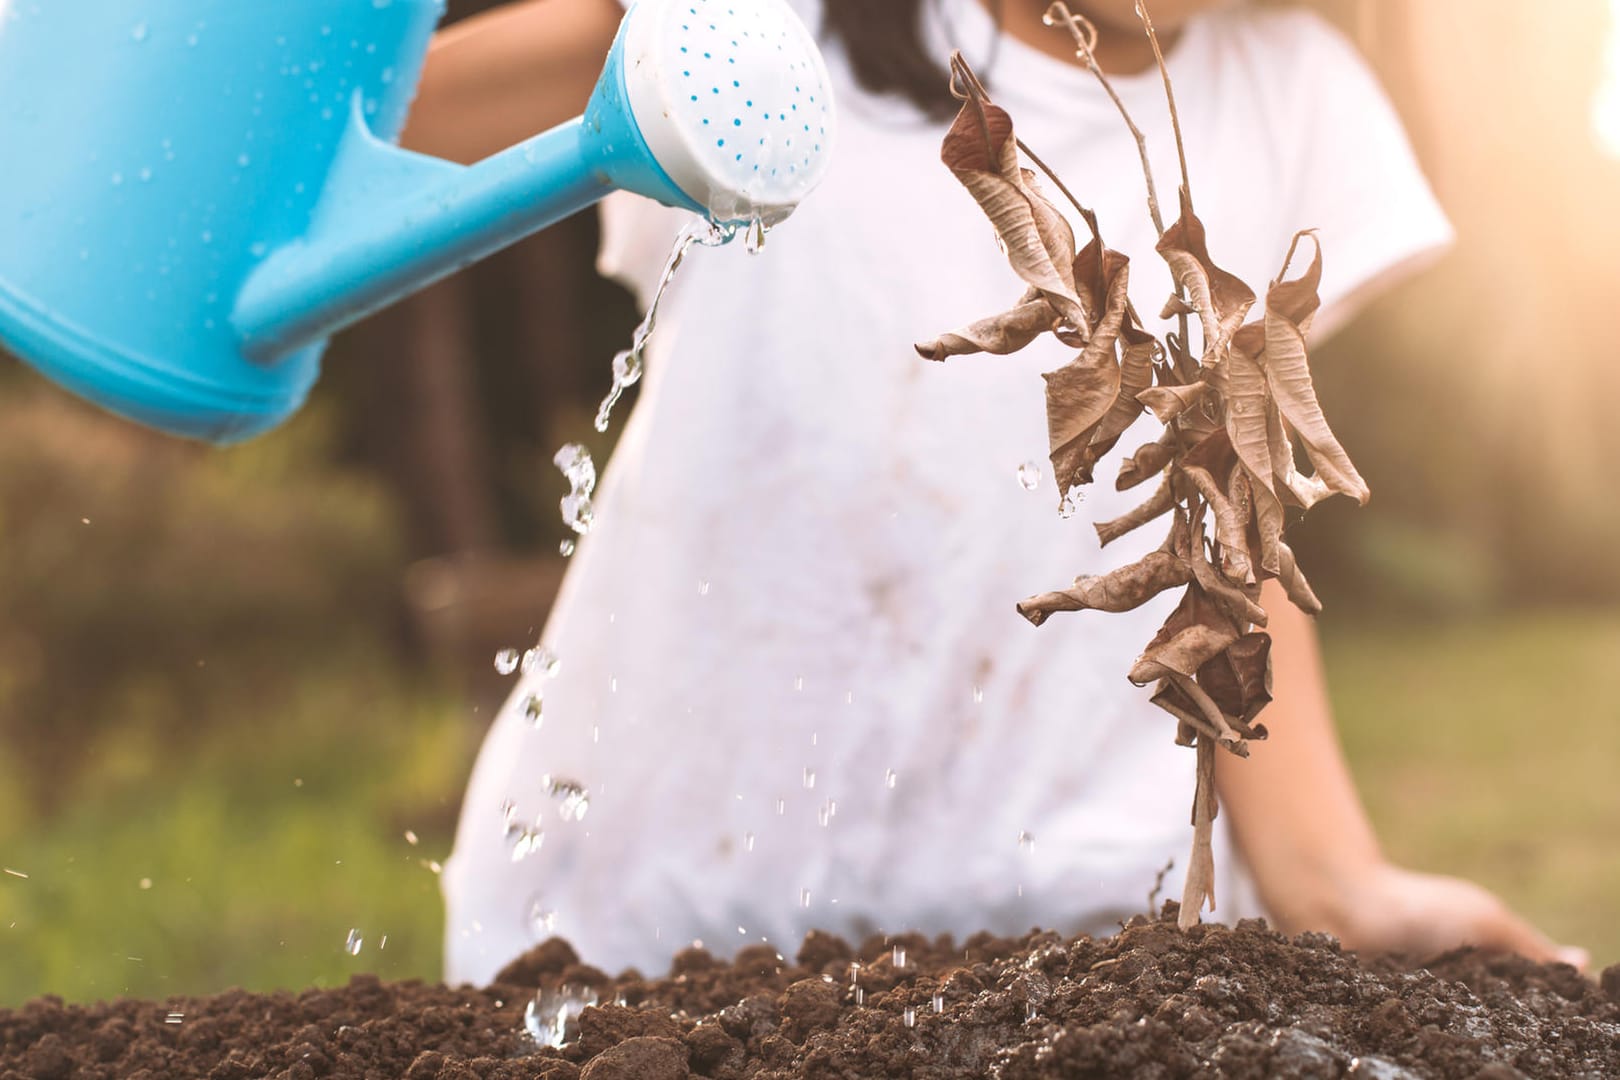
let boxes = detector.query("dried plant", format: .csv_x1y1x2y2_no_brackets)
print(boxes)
918,2,1367,928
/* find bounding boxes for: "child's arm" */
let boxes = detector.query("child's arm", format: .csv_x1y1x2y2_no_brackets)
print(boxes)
1215,584,1587,968
402,0,626,165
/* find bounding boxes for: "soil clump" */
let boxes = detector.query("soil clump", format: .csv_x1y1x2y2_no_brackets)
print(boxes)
4,907,1618,1078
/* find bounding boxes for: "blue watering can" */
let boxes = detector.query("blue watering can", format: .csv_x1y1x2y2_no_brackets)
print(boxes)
0,0,835,441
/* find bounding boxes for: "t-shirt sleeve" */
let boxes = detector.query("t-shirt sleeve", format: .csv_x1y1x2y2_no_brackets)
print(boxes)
1267,12,1453,337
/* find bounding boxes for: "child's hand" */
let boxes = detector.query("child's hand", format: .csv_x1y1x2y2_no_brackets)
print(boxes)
1335,863,1589,971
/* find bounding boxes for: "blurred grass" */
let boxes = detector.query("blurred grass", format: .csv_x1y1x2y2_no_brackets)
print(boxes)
0,384,479,1006
1324,611,1620,973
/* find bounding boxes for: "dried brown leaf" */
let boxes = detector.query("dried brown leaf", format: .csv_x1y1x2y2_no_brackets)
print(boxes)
942,97,1088,331
1044,353,1120,495
1137,382,1210,425
915,298,1057,361
1182,460,1252,584
1196,632,1273,729
1095,474,1175,548
1129,584,1242,685
1016,550,1190,626
1090,325,1159,454
1117,429,1178,491
1189,542,1268,628
1276,541,1323,616
1261,234,1369,505
1157,189,1256,361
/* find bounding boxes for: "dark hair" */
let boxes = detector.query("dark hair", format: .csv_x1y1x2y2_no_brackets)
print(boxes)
819,0,969,120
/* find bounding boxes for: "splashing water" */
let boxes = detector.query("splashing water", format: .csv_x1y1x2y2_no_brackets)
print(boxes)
527,899,559,941
521,646,561,678
554,444,597,536
594,219,739,433
744,214,768,256
542,778,589,824
521,694,543,729
523,984,598,1049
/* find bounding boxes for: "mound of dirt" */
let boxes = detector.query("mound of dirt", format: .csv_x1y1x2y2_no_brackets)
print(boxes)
4,908,1618,1079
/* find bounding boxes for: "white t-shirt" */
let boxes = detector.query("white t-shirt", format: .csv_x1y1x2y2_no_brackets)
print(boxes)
442,0,1451,984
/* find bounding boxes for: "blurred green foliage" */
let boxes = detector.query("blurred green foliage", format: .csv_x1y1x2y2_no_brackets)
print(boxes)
1325,610,1620,973
0,383,476,1004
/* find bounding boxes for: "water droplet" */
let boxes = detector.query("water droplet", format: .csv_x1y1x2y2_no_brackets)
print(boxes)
523,984,597,1048
1058,488,1087,519
110,172,124,186
403,830,419,846
775,798,786,816
237,153,251,167
800,887,811,908
1018,830,1036,854
164,1013,184,1025
818,799,836,827
743,831,756,852
249,242,268,259
893,946,907,968
131,22,148,41
885,769,898,790
139,877,153,890
509,829,544,862
972,685,985,705
1017,461,1041,491
559,538,577,557
527,899,559,940
494,648,520,676
932,992,945,1014
854,987,866,1006
138,167,153,183
550,778,590,822
344,929,363,956
904,1006,917,1028
522,694,543,728
1026,1002,1038,1023
744,214,768,255
793,675,805,692
554,444,597,535
521,646,561,678
698,580,711,596
802,768,816,790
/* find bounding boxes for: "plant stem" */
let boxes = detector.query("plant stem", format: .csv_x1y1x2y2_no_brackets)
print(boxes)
1134,0,1192,205
1043,2,1167,238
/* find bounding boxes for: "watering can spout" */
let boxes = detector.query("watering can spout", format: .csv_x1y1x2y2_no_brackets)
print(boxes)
0,0,834,441
232,102,610,361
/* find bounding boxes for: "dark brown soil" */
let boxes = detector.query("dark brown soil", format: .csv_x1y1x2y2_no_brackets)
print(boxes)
5,907,1618,1079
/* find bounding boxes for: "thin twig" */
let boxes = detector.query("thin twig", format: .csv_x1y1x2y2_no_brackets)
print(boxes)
1043,2,1167,238
1015,138,1098,244
1134,0,1192,206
